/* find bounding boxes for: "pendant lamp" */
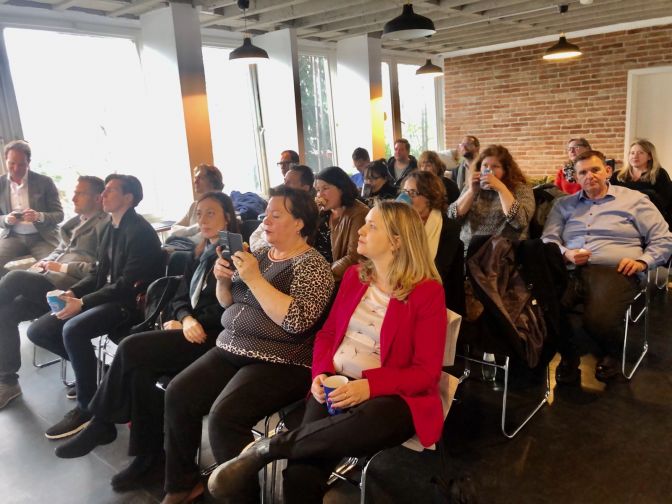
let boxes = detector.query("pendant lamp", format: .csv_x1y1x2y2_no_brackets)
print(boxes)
229,0,269,64
543,34,582,60
382,3,436,40
415,58,442,77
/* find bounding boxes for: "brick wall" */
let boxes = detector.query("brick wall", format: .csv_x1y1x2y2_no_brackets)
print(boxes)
444,24,672,181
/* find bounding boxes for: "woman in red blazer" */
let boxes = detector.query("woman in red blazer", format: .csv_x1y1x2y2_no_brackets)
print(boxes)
208,200,448,504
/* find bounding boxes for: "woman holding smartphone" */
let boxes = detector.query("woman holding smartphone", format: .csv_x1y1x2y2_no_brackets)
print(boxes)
160,186,334,504
206,201,447,504
52,192,239,490
448,144,534,254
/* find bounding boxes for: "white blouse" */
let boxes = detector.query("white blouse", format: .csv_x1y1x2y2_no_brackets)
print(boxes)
333,285,390,379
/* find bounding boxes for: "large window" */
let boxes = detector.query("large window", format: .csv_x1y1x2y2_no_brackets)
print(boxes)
299,55,335,171
381,62,394,159
3,28,158,216
202,46,262,194
397,63,438,157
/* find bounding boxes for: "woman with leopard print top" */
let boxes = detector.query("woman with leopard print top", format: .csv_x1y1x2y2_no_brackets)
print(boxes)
161,186,334,504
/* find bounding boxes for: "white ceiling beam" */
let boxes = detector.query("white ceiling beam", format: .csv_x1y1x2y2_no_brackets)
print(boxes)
107,0,165,18
53,0,81,11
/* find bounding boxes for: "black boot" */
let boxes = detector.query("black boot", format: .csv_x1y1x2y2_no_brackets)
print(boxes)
54,418,116,458
111,452,166,492
207,438,273,501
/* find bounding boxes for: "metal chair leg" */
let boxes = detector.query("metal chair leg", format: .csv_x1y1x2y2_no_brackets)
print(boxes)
622,286,649,380
359,451,384,504
60,359,75,387
456,353,550,439
32,345,60,368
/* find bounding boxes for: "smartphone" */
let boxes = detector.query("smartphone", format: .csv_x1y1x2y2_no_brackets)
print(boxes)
218,231,245,268
12,211,24,221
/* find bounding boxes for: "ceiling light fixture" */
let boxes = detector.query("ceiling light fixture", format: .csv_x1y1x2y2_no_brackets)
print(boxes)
415,58,443,78
229,0,269,64
382,2,436,40
543,5,582,61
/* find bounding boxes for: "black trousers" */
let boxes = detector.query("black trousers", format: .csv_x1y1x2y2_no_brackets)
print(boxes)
89,328,218,456
163,347,311,492
27,302,128,411
562,265,640,357
274,396,415,504
0,270,54,385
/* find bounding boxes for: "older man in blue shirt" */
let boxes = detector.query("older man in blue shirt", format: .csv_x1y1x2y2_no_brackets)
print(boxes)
543,150,672,383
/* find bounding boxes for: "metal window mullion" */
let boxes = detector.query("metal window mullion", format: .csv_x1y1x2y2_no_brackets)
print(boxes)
249,63,270,197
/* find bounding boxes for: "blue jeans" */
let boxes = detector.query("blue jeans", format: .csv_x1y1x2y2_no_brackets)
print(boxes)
27,302,128,411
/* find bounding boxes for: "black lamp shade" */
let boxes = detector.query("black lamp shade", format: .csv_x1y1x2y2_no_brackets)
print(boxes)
543,36,582,60
229,37,269,63
382,4,436,40
415,58,443,77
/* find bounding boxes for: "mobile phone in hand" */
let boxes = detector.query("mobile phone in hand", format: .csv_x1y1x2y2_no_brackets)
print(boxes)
218,231,244,269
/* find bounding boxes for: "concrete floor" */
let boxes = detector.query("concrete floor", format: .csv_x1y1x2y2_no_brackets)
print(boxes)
1,286,670,503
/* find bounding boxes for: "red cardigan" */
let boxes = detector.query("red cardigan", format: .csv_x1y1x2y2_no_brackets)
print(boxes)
312,265,448,447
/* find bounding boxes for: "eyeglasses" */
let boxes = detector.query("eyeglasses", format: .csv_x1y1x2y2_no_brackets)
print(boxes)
277,161,295,167
364,175,383,181
567,145,587,152
459,142,475,147
401,189,421,198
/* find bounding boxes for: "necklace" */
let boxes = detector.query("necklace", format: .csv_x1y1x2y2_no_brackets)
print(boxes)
268,242,310,262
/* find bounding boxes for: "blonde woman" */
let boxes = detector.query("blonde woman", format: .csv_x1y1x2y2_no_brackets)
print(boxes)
611,139,672,225
207,201,448,504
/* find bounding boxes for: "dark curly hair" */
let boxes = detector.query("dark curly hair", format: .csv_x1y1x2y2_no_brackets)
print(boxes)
268,185,319,242
472,145,526,191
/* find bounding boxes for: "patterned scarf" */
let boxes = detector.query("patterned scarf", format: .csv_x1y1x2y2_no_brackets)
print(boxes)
562,161,576,183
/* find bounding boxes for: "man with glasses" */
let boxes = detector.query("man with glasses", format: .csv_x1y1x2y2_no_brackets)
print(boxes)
277,150,300,178
0,140,64,278
350,147,370,189
448,135,480,192
0,176,109,410
554,138,592,194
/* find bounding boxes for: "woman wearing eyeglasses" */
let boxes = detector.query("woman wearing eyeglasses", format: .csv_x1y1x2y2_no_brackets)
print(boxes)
362,159,398,207
448,145,535,254
401,171,464,314
554,138,591,194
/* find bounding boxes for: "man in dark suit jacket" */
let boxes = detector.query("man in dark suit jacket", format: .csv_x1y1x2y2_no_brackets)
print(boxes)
0,140,64,276
27,174,163,439
0,176,109,410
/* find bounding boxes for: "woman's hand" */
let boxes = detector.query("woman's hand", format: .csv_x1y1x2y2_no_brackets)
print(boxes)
482,172,505,192
328,379,370,409
163,320,183,330
182,316,207,344
232,250,262,285
468,171,481,194
311,374,328,404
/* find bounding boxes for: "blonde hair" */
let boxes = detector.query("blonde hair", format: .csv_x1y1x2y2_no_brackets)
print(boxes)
617,139,662,184
358,200,441,301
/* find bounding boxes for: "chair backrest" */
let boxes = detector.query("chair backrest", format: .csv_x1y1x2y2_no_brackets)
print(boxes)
241,219,263,243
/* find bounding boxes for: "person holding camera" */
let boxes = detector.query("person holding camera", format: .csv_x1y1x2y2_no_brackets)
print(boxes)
160,186,334,504
52,192,239,491
0,140,64,277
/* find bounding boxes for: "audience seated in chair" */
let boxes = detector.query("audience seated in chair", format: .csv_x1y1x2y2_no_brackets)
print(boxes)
26,174,164,440
400,171,465,314
448,144,535,255
159,186,334,504
314,166,369,281
206,201,447,504
350,147,370,189
362,159,397,208
610,139,672,228
0,140,64,277
168,164,224,244
387,138,418,187
249,165,314,252
542,150,672,383
0,176,108,410
52,192,239,493
418,150,460,205
446,135,480,192
554,138,591,195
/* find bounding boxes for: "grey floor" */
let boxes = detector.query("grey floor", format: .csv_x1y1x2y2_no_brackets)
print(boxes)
1,286,671,504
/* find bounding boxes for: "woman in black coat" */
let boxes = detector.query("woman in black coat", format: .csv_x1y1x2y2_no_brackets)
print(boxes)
401,171,465,314
52,192,239,492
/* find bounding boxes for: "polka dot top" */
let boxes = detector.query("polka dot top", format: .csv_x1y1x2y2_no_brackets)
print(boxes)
216,246,335,368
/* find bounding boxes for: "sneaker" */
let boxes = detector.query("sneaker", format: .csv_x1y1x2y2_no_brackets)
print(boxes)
0,382,22,410
66,385,77,400
54,419,117,458
45,407,92,440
